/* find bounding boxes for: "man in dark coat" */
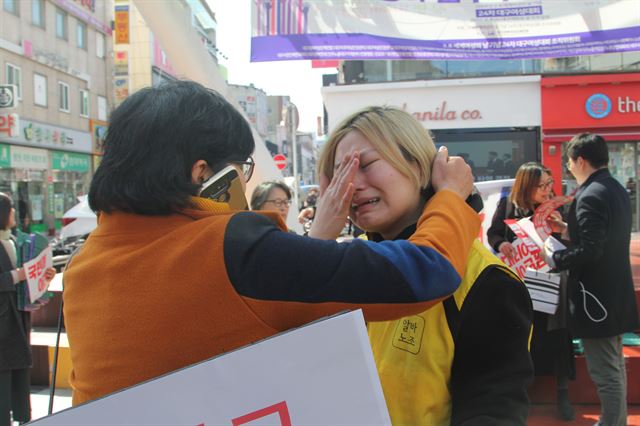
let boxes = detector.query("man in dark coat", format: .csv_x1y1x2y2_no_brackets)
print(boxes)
548,133,639,426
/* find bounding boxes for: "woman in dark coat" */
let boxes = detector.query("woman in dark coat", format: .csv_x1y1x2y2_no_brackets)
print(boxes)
0,192,32,425
487,162,576,421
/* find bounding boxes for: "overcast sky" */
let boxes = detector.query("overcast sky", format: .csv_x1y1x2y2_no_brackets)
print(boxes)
207,0,336,135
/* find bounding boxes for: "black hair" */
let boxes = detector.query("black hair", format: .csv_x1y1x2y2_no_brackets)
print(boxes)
250,181,292,210
0,192,13,230
89,80,255,215
566,133,609,169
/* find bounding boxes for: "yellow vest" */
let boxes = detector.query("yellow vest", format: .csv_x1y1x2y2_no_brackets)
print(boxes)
368,240,522,425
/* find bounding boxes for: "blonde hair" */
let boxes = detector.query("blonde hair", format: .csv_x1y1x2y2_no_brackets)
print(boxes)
317,106,436,191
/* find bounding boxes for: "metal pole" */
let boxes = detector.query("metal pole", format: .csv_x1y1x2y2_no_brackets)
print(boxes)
289,103,299,209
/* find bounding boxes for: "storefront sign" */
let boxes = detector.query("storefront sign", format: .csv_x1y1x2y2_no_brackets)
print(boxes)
115,5,130,44
0,143,11,167
52,0,111,35
323,76,540,131
10,145,48,170
114,51,129,76
90,120,107,154
0,113,19,137
251,0,640,62
114,78,129,104
542,74,640,130
74,0,94,12
409,102,482,122
16,120,92,153
52,151,90,172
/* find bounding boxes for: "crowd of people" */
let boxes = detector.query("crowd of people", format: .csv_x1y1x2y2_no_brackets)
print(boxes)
1,79,638,425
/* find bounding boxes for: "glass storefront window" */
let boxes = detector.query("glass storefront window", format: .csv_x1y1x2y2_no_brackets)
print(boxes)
344,53,636,85
432,129,539,182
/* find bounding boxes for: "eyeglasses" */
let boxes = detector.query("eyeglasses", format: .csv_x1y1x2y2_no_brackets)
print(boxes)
537,179,554,190
264,198,292,208
233,156,255,182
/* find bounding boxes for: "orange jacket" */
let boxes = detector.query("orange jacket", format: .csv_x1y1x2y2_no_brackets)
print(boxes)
63,191,479,405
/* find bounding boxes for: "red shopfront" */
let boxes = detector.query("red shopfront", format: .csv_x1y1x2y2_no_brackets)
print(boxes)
541,73,640,231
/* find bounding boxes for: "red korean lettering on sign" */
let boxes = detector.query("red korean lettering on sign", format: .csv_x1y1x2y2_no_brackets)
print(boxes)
231,401,291,426
0,114,16,136
28,264,38,280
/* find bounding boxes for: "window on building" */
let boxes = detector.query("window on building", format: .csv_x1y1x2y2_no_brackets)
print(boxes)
33,73,47,106
55,7,67,40
5,63,22,100
79,89,89,117
3,0,19,16
96,33,105,58
97,95,107,121
58,82,70,112
32,0,45,27
76,20,87,49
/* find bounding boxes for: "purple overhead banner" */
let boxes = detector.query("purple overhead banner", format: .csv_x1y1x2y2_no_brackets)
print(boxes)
250,0,640,62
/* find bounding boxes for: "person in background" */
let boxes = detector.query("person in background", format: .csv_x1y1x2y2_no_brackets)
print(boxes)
0,192,55,426
486,162,575,421
309,106,533,425
503,153,516,177
250,181,292,225
62,80,480,406
487,151,504,178
548,133,639,426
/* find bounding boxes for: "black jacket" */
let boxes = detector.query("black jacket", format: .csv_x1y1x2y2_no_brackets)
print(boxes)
553,169,639,338
487,197,534,253
0,236,32,371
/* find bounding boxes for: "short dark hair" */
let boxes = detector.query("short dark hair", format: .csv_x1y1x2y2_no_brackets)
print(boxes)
567,133,609,169
0,192,13,230
89,80,255,215
250,181,291,210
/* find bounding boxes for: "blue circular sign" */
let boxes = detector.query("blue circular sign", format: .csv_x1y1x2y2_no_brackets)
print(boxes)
585,93,612,119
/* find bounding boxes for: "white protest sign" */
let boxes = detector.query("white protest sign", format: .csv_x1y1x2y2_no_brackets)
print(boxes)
498,237,549,278
23,246,52,303
31,310,391,426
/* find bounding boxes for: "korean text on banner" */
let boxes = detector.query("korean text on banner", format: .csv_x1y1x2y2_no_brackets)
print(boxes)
23,246,53,303
251,0,640,62
30,310,391,426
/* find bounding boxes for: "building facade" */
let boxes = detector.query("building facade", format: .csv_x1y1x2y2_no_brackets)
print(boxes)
328,53,640,182
1,0,113,235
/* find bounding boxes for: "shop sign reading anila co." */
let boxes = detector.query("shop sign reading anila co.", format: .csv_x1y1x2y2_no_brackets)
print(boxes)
403,102,482,122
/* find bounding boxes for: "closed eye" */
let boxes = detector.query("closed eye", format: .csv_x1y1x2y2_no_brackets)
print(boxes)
361,159,378,169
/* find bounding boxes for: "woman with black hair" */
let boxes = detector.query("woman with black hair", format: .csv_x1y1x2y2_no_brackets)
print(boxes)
62,80,481,405
0,192,55,426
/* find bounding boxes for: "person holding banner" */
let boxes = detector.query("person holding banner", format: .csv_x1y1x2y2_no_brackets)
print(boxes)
548,133,639,426
487,162,576,421
62,81,480,406
309,106,533,425
0,192,55,426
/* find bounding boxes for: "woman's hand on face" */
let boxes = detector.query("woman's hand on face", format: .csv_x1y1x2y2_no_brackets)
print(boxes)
308,151,359,240
498,241,517,259
431,146,473,200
